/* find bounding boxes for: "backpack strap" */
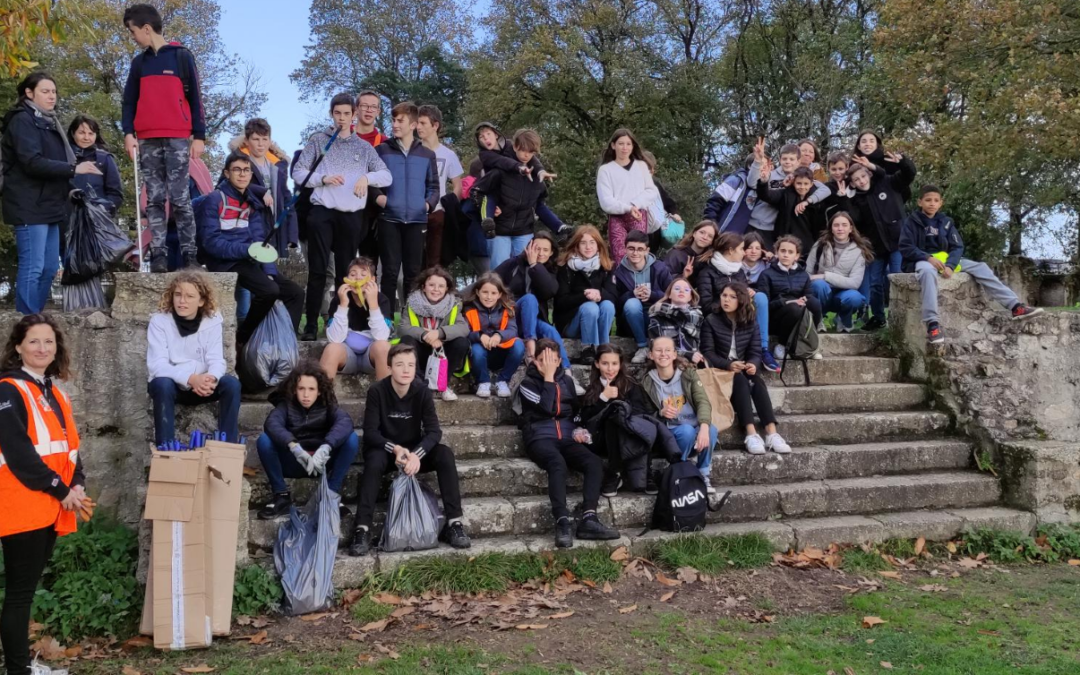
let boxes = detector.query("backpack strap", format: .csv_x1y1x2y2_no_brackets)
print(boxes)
174,46,192,98
707,490,732,513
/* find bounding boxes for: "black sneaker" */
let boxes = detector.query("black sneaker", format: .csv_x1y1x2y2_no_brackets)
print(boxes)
348,526,372,557
440,520,472,549
257,492,291,520
601,473,622,498
927,322,945,345
299,320,318,341
578,345,596,365
645,469,659,495
576,513,620,541
554,516,573,549
1011,304,1044,320
182,251,202,269
863,315,886,332
150,249,168,274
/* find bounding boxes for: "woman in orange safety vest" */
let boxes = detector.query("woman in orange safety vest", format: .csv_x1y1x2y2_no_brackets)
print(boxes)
0,313,86,675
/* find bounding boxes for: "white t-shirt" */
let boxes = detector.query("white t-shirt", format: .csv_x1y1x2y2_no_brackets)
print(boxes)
432,143,464,212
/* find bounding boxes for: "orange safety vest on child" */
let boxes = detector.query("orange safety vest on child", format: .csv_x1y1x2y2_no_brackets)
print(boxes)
464,307,518,349
0,377,80,538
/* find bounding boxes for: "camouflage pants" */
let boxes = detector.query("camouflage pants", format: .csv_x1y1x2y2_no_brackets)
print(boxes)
139,138,196,255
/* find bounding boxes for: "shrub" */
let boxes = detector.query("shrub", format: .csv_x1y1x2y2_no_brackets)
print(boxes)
232,565,283,617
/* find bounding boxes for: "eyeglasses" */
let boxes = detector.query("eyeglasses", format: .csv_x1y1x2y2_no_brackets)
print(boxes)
229,167,252,175
626,246,648,253
358,104,379,112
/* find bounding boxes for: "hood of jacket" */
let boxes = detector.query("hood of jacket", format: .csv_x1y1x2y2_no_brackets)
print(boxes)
228,133,290,164
473,121,505,152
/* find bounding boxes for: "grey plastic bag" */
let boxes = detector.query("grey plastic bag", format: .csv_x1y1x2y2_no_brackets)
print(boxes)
238,301,299,390
380,473,443,553
273,474,340,615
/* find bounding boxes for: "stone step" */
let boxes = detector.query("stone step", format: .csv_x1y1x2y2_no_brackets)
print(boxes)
246,439,974,506
237,396,514,431
248,470,1001,550
327,506,1034,585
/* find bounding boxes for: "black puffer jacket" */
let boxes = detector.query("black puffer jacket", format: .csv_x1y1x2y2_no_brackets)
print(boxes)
1,102,76,226
700,312,763,371
516,364,579,445
696,263,749,314
758,262,812,309
493,164,548,237
263,398,353,451
494,254,559,320
553,264,615,332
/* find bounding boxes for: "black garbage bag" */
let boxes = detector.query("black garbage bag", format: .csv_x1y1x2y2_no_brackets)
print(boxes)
380,473,443,553
62,191,105,285
237,301,299,390
273,474,340,615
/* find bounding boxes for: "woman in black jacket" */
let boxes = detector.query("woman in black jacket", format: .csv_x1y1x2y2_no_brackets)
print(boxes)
553,225,616,363
255,360,359,518
662,219,717,282
700,282,789,456
1,72,101,314
696,231,750,313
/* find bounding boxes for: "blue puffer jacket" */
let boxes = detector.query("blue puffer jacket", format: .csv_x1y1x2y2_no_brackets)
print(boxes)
196,179,275,274
375,138,438,224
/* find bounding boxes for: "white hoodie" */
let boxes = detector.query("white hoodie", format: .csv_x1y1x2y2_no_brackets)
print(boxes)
146,312,227,388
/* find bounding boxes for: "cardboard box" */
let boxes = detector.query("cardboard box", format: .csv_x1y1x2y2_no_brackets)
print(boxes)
203,440,246,635
143,450,215,650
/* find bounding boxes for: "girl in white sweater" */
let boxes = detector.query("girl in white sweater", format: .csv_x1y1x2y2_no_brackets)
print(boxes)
596,128,659,265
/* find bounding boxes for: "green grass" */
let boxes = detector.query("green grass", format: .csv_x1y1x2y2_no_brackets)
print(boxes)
648,532,774,573
350,596,394,625
840,547,891,572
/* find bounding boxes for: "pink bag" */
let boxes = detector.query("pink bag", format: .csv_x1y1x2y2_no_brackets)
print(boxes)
425,348,449,392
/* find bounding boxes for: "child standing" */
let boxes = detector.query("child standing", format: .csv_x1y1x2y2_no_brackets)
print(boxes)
747,142,830,251
464,273,526,398
320,257,393,381
122,4,205,272
256,361,359,518
755,165,828,257
647,278,705,365
596,128,659,264
899,185,1042,345
758,235,823,360
807,212,872,332
703,143,763,236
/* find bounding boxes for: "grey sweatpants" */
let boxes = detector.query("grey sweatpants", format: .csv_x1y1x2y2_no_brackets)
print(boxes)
140,137,196,255
915,259,1019,324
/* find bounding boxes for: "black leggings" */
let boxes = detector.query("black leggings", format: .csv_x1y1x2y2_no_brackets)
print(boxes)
1,526,56,675
233,261,305,344
769,298,822,347
525,437,603,520
305,206,367,326
730,371,777,431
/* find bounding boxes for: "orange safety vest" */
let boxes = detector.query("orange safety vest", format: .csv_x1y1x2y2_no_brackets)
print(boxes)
464,307,518,349
0,377,80,538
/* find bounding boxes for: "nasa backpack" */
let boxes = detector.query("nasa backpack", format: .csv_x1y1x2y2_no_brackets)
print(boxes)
651,460,710,532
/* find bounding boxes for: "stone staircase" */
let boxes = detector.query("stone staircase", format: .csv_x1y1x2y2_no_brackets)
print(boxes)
222,332,1033,586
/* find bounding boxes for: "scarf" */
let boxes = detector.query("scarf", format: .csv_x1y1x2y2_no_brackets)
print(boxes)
567,255,601,274
777,261,798,273
710,252,743,276
172,310,202,338
25,100,75,165
406,290,456,329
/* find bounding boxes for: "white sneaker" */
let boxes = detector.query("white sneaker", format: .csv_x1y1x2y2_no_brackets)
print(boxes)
815,321,826,333
766,433,791,454
838,323,853,333
496,381,512,398
567,368,585,396
476,383,492,398
773,345,786,360
632,347,648,364
745,433,766,455
812,351,823,360
441,388,458,402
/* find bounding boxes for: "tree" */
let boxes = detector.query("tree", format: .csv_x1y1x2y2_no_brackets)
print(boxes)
0,0,85,77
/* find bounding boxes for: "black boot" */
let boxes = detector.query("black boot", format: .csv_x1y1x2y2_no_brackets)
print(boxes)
440,520,472,549
257,492,291,520
554,516,573,549
299,317,318,342
348,526,372,557
576,513,620,540
182,250,202,269
150,248,168,273
645,468,659,496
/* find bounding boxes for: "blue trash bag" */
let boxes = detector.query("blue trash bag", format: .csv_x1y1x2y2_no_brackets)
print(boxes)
273,474,340,615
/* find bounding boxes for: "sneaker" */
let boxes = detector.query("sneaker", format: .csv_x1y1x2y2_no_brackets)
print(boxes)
812,351,823,360
496,381,512,398
150,249,168,274
927,322,945,345
815,321,826,333
348,526,372,557
440,520,472,549
554,516,574,549
576,513,620,541
838,322,854,334
645,469,659,495
745,433,766,455
863,315,886,332
476,383,492,398
578,345,596,365
773,345,786,360
601,473,622,498
1012,304,1044,320
631,347,648,365
441,388,458,402
765,433,791,454
702,475,716,495
182,251,201,269
761,351,781,373
567,368,586,396
257,492,291,520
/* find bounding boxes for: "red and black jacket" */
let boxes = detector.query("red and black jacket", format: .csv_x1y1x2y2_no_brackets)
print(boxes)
122,42,205,140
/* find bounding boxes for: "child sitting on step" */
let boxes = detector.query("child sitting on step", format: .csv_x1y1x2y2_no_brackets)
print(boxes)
463,272,526,398
319,257,393,382
398,266,471,401
899,185,1042,345
256,360,359,519
647,277,705,365
758,235,823,361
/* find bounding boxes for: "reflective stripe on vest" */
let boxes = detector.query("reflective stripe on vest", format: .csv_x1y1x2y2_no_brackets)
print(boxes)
464,307,517,349
405,305,469,375
0,378,79,538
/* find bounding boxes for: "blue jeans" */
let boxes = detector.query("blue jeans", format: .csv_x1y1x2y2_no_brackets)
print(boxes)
470,340,526,384
14,224,60,314
622,298,649,348
148,375,241,446
862,250,902,319
810,279,866,330
489,234,534,269
752,291,770,350
669,423,717,480
564,300,615,346
235,286,251,323
256,431,360,495
516,293,571,369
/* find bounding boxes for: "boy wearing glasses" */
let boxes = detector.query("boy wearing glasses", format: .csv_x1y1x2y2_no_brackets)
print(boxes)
197,151,304,344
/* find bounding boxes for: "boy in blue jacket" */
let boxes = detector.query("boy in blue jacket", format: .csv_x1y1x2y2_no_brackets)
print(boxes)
607,230,675,364
197,152,304,344
899,185,1042,345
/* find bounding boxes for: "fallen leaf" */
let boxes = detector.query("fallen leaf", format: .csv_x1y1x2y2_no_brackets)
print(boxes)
660,591,676,603
121,636,153,650
180,667,216,674
242,466,258,476
878,571,901,580
390,606,415,619
340,589,363,608
946,541,958,554
249,630,269,645
957,557,983,569
357,653,376,664
235,615,252,626
121,667,142,675
915,537,926,555
300,612,332,622
361,619,390,632
866,638,875,644
515,624,549,630
676,567,699,583
31,637,66,661
881,661,893,670
602,581,613,594
862,616,887,629
348,633,365,642
919,584,948,593
656,572,681,587
372,592,402,605
978,629,1000,636
845,668,856,675
609,546,629,562
548,611,575,619
1068,559,1080,566
618,605,638,614
64,645,83,658
581,579,596,588
373,642,400,660
251,617,271,629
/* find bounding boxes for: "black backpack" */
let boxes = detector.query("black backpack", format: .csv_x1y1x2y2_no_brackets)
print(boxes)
651,460,730,532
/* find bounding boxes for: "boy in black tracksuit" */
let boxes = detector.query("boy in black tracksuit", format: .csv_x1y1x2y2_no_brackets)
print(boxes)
757,235,822,356
348,344,470,556
517,340,620,549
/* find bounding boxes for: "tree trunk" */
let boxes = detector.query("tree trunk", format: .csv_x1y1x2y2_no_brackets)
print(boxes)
1008,207,1024,256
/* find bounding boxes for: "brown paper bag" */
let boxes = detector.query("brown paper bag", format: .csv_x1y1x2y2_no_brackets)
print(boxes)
699,367,735,433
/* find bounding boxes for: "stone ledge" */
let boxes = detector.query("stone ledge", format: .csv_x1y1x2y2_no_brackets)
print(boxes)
999,440,1080,524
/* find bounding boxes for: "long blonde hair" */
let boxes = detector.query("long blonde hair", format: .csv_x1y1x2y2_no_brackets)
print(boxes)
157,271,219,318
